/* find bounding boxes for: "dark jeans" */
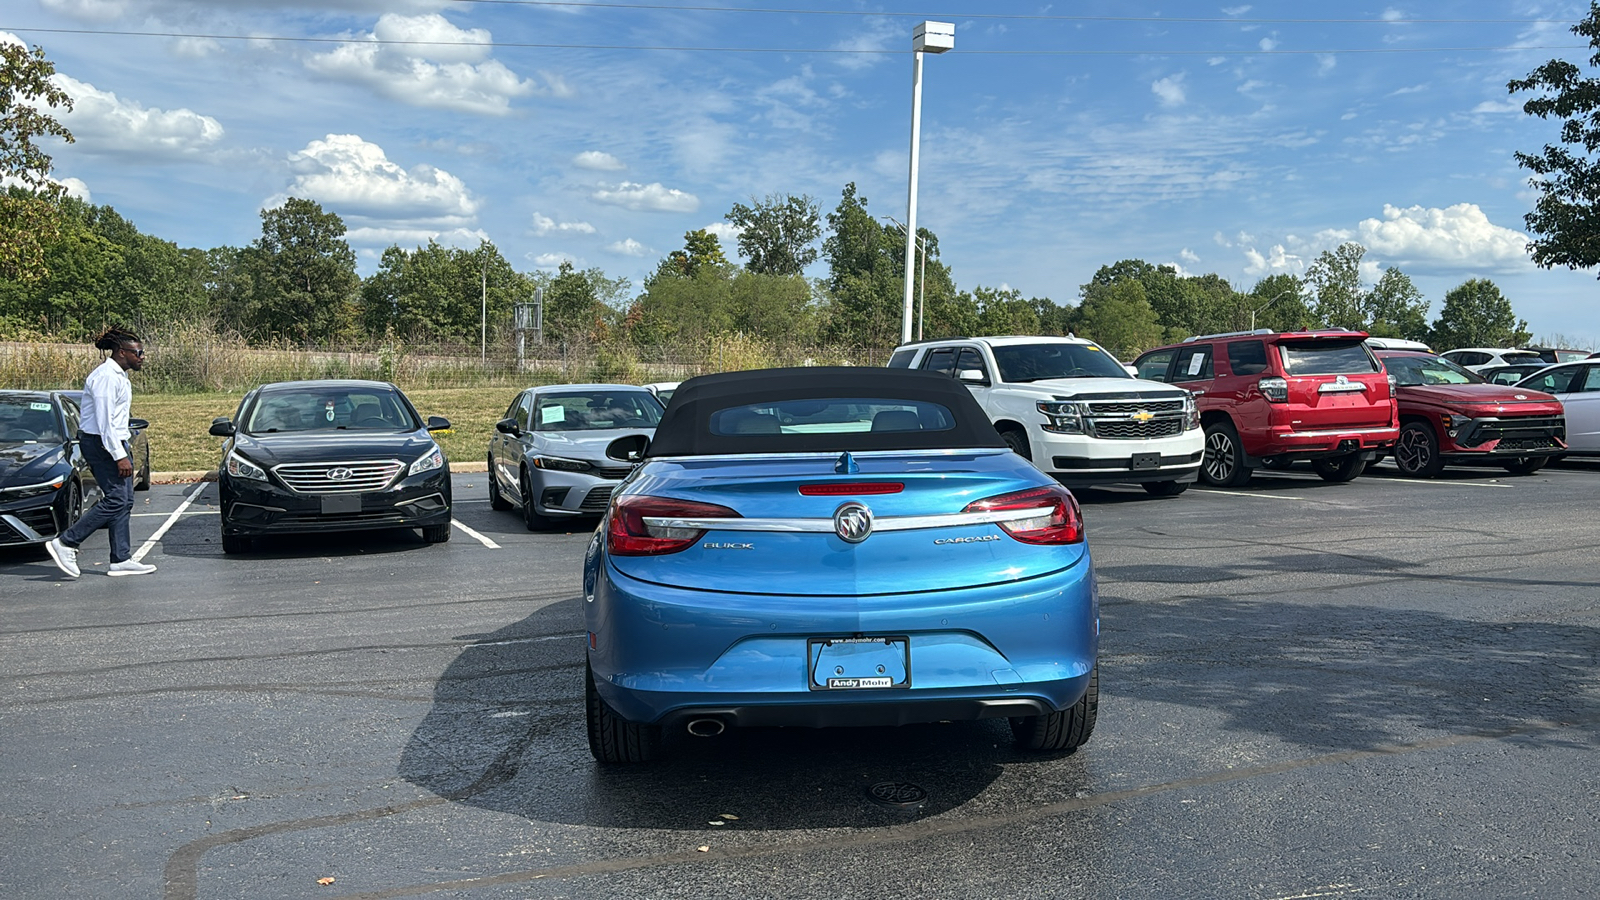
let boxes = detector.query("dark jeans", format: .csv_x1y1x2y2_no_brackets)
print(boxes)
61,433,132,564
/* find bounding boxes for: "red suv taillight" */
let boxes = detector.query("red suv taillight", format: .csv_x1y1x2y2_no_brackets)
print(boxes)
962,484,1085,545
1259,376,1288,403
607,495,741,556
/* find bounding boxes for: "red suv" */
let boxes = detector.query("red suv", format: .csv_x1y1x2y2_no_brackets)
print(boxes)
1371,350,1565,476
1133,330,1399,486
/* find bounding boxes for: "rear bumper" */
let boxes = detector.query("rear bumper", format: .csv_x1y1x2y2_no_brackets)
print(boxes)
587,555,1099,727
1254,425,1398,459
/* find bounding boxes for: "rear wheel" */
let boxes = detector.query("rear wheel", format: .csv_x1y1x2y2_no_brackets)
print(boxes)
1503,456,1548,475
1001,428,1032,461
586,659,661,763
520,470,551,532
1142,480,1188,497
1393,422,1445,477
1012,665,1098,753
1200,420,1251,487
1311,453,1367,483
134,447,151,491
487,456,511,510
421,521,451,543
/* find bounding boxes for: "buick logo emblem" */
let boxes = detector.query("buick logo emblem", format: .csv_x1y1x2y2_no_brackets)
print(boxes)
327,467,354,481
833,501,873,543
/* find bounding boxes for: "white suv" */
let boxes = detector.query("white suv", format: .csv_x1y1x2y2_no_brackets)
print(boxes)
888,336,1204,496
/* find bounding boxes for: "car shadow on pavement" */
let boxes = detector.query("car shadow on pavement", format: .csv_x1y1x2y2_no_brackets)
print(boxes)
397,598,1077,830
150,508,437,559
1098,591,1600,754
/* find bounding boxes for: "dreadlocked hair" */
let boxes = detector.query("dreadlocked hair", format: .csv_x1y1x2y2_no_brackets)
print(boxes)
93,327,140,352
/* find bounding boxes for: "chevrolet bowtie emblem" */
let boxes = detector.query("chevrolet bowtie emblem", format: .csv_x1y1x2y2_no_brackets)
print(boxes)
1131,410,1154,423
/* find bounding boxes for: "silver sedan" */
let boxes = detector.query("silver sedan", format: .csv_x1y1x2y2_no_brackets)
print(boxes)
486,384,664,529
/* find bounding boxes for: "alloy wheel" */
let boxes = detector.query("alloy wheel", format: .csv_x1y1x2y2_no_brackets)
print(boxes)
1204,432,1235,482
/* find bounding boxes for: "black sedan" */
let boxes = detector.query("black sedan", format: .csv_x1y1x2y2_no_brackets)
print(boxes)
208,379,452,554
0,390,150,548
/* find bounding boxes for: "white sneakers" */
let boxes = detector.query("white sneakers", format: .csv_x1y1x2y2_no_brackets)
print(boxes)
46,540,157,577
46,539,80,578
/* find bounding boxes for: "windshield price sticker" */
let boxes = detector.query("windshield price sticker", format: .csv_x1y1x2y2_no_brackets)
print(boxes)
30,402,52,411
540,406,564,425
1188,353,1207,376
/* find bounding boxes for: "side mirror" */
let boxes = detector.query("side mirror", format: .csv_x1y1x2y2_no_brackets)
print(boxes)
426,416,451,433
494,417,521,436
128,417,150,431
958,368,988,385
209,417,236,437
605,434,650,463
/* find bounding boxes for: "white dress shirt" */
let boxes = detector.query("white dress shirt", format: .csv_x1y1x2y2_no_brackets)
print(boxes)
79,357,132,461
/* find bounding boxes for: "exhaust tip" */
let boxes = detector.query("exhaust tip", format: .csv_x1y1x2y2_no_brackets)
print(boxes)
686,718,726,737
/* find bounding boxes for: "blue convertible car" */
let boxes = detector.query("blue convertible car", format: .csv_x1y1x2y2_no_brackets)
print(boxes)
582,367,1099,762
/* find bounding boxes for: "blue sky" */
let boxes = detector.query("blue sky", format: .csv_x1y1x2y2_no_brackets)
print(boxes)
6,2,1600,346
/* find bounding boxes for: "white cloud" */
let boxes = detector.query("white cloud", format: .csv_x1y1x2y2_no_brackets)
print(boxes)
530,213,596,236
1354,203,1530,269
50,75,224,158
573,151,625,171
38,0,126,22
0,174,90,202
531,251,579,268
1151,74,1186,108
346,225,488,248
1222,5,1251,15
1179,248,1200,264
305,14,535,115
1472,99,1521,114
591,181,699,213
704,221,743,244
831,17,900,71
1316,54,1337,76
171,36,223,58
605,238,649,257
1259,36,1279,52
1242,244,1305,276
273,135,479,244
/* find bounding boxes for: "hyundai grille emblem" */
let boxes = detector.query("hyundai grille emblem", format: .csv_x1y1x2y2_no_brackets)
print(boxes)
327,467,354,481
833,501,874,543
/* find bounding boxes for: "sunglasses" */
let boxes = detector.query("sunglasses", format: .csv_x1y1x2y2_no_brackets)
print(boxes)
118,346,146,359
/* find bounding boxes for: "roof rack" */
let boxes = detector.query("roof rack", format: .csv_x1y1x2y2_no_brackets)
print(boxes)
1180,328,1274,343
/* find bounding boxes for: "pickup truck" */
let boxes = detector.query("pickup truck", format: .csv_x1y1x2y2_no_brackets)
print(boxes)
888,336,1204,496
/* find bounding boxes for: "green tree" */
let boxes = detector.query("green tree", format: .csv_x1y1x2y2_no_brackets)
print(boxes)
654,229,731,282
241,198,359,342
1076,278,1164,354
1362,267,1430,340
0,42,74,284
726,193,822,276
1305,242,1367,330
540,260,609,343
359,240,519,343
1428,279,1531,349
1085,260,1195,339
1239,274,1313,332
972,286,1040,336
820,183,904,346
1508,3,1600,274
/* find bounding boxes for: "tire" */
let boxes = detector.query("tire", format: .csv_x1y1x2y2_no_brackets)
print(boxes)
133,448,151,491
1142,480,1188,497
221,533,252,554
487,456,511,511
58,480,83,533
520,470,551,532
1200,420,1251,487
586,658,661,763
1001,428,1032,461
1503,456,1548,475
1393,421,1445,477
1311,453,1367,483
421,521,451,543
1012,664,1098,753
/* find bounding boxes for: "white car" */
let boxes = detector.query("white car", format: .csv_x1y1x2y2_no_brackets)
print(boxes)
887,335,1204,496
641,381,680,406
1439,347,1546,373
1516,361,1600,455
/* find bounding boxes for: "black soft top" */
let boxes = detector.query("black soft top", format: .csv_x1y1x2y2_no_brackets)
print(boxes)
646,366,1006,457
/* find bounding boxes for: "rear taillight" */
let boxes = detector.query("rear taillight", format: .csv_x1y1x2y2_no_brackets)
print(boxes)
607,495,741,556
963,484,1085,545
1259,376,1288,403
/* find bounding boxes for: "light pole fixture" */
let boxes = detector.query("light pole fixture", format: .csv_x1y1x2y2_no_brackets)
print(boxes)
902,20,953,346
1250,288,1295,331
882,215,930,340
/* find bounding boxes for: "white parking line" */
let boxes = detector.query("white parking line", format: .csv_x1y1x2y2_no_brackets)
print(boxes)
1192,490,1308,501
451,519,501,549
1376,478,1511,488
133,481,209,563
132,510,217,518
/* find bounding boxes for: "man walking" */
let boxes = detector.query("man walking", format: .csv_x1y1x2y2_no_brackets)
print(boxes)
47,328,157,578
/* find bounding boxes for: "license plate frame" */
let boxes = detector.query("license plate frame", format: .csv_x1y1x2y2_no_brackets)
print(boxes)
320,494,362,515
1131,452,1161,471
807,636,911,691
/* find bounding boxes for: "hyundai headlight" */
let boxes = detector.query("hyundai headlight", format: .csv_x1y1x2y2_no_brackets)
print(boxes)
1037,400,1087,435
225,450,268,482
409,444,445,476
532,455,594,474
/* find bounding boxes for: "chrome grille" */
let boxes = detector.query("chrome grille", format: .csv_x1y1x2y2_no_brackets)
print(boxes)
1084,398,1187,440
273,460,404,494
1091,419,1186,439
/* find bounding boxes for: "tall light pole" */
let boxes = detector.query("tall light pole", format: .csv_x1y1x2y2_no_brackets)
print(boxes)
882,215,929,340
902,20,953,346
1250,289,1294,331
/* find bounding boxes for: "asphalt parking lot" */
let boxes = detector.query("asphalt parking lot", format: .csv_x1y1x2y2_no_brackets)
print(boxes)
3,460,1599,900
